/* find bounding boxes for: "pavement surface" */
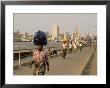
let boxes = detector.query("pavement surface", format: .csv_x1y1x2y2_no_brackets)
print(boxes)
14,47,96,75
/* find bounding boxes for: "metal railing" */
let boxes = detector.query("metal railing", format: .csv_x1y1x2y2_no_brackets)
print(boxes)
13,47,63,67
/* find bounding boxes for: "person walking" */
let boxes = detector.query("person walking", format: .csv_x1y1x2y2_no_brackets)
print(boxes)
72,41,77,53
78,42,82,52
69,42,73,54
62,41,68,59
29,44,49,75
29,30,49,75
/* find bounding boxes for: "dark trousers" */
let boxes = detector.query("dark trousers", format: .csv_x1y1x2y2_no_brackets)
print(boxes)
30,60,46,75
69,48,72,53
62,49,67,58
33,64,46,75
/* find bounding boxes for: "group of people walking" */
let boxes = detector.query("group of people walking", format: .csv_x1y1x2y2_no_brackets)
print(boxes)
61,40,84,59
28,30,95,76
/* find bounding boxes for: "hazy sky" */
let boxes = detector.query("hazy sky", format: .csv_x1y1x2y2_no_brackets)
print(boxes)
14,13,97,35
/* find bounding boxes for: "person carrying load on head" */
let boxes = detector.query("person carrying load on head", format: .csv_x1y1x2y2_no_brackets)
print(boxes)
62,36,68,59
29,30,49,75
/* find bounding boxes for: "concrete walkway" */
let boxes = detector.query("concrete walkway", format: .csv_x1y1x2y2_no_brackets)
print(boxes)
81,48,97,75
89,53,97,75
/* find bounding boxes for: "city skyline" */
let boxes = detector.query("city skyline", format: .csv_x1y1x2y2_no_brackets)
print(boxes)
14,13,97,35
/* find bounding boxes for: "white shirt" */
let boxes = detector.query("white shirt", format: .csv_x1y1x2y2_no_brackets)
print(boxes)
62,43,68,49
69,44,72,48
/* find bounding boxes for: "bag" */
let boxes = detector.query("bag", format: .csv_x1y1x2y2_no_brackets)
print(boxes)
33,30,47,45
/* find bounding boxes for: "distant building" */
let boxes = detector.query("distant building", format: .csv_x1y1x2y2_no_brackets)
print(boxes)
46,32,49,36
72,33,76,41
75,26,80,44
52,25,59,40
13,32,22,42
71,26,80,44
59,33,64,40
13,30,33,42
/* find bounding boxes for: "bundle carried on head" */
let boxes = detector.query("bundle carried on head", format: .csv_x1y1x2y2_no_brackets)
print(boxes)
33,30,47,45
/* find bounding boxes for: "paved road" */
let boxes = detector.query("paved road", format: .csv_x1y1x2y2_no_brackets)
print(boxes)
90,49,97,75
81,48,97,75
14,47,95,75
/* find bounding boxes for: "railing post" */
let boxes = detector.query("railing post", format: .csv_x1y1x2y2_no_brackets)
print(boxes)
18,51,21,68
30,49,31,61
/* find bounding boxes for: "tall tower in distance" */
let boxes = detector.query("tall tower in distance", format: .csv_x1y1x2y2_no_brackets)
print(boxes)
75,26,80,43
52,25,59,40
76,26,79,37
